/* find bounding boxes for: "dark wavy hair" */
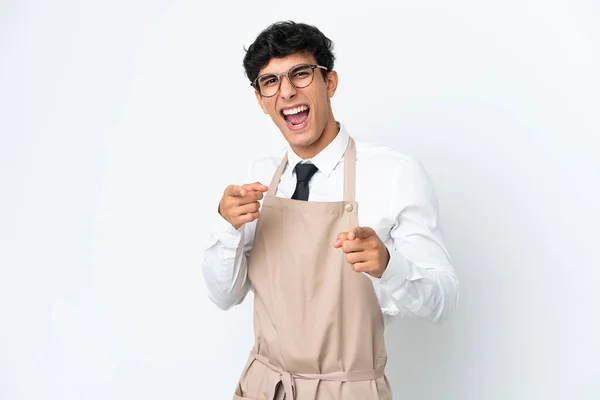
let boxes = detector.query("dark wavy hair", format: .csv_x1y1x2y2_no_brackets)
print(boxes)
243,21,336,84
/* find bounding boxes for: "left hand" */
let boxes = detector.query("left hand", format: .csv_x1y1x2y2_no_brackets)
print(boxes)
333,226,390,278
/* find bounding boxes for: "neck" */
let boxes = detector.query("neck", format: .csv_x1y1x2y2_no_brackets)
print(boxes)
292,114,339,159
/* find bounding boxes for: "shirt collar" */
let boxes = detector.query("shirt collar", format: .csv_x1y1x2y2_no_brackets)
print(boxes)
286,122,350,178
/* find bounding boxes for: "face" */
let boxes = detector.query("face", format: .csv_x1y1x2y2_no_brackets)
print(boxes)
254,52,338,158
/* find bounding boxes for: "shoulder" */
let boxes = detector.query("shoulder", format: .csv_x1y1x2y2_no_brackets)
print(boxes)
353,138,435,199
354,139,424,172
243,149,287,185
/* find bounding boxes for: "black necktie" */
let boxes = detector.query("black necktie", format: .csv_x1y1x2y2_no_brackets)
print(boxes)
291,163,318,201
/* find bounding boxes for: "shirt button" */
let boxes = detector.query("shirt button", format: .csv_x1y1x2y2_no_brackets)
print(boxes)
381,279,388,285
344,203,353,212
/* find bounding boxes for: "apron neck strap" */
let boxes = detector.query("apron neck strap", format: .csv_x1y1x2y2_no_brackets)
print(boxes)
266,136,357,203
267,153,288,197
343,137,356,203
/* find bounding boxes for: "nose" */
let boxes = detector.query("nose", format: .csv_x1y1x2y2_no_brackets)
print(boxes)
279,74,297,100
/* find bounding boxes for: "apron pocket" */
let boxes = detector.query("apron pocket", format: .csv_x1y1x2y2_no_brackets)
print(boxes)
233,395,258,400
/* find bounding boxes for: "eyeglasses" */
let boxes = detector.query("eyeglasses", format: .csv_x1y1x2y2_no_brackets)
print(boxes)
251,63,329,98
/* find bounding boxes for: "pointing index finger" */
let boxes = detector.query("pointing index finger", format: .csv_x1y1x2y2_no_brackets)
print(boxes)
348,226,374,240
333,232,349,248
227,185,244,197
240,182,269,196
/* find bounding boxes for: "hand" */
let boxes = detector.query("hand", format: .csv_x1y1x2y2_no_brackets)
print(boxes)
218,182,269,230
333,226,390,278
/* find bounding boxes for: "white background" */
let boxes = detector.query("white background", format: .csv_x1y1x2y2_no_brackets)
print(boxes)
1,0,599,399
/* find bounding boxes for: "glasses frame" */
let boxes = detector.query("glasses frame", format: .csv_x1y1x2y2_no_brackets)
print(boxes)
251,64,329,98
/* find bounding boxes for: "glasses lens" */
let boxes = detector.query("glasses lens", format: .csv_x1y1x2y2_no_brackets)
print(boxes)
289,65,314,88
257,74,279,97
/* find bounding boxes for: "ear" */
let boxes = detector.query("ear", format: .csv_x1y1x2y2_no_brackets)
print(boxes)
326,70,338,99
255,90,268,114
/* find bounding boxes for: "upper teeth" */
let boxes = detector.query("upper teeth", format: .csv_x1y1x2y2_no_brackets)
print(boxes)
282,105,308,115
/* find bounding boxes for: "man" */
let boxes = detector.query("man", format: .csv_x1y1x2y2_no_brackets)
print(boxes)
202,21,458,400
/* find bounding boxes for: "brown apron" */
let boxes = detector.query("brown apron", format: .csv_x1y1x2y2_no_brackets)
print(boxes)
233,137,392,400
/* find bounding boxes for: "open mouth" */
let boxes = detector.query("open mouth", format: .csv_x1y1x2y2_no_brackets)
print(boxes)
281,104,310,130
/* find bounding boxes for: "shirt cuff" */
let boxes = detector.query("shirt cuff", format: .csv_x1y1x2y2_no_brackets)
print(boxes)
208,206,244,249
376,245,411,291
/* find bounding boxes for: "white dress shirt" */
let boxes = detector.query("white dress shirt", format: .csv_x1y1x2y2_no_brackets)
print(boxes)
202,123,458,325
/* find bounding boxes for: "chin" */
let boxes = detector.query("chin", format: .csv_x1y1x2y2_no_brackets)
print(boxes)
286,130,318,147
275,114,324,151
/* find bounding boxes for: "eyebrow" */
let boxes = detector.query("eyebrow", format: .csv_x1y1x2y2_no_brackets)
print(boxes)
258,74,277,82
259,63,311,77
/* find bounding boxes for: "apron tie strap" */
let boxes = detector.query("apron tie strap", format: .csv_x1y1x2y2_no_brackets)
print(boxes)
279,370,295,399
250,350,385,400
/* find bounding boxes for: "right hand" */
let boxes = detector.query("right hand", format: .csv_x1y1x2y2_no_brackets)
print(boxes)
218,182,269,230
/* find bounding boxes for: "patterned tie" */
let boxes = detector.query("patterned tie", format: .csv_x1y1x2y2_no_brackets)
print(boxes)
291,163,318,201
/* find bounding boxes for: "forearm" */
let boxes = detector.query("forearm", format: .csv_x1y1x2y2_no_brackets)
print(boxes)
375,155,459,324
201,220,251,310
377,246,458,324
